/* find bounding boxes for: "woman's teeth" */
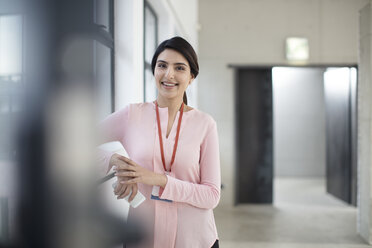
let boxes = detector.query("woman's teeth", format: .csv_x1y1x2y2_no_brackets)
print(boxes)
162,82,178,87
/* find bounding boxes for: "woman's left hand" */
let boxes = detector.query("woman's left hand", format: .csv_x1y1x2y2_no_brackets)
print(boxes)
114,156,167,187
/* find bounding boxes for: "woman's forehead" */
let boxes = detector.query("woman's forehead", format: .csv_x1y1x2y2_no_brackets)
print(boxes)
157,49,188,64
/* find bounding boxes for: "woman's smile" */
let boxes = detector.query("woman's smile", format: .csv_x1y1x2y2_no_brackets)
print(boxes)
161,81,179,89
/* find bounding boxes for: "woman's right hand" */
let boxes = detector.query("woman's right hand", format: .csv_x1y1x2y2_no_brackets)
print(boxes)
114,179,138,202
109,154,138,202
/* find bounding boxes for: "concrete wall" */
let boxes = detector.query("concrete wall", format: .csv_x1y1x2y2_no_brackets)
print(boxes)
198,0,369,206
358,2,372,244
273,67,326,177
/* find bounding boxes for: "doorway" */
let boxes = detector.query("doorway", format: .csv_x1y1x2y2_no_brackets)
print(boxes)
235,66,358,206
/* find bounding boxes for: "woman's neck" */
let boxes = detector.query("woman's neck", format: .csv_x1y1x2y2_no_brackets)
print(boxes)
156,96,184,116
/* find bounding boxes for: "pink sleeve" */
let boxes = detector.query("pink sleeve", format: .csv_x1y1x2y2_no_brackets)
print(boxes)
97,106,130,174
159,121,221,209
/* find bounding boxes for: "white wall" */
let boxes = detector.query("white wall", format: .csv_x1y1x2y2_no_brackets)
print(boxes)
199,0,368,65
198,0,368,206
273,67,326,177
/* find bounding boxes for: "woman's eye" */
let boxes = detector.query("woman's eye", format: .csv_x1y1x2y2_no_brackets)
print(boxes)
157,63,166,68
176,66,185,71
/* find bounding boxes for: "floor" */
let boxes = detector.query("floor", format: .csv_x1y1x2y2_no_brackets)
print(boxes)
214,178,371,248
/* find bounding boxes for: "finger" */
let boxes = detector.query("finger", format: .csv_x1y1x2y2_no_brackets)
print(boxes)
107,154,118,173
118,187,129,199
117,186,127,196
115,171,136,177
120,178,139,184
115,154,129,161
114,183,125,195
128,185,138,202
117,155,130,162
114,166,136,172
114,183,121,194
114,162,133,171
119,185,131,199
113,181,122,193
117,156,136,166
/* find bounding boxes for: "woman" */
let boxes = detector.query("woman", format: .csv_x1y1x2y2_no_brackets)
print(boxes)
99,36,220,248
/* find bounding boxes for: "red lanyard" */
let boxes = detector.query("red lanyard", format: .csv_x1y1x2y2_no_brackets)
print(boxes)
155,101,184,172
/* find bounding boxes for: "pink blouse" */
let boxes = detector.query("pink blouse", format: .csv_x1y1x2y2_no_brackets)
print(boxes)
99,102,221,248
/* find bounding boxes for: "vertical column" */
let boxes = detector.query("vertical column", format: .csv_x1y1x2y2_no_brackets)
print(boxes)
358,1,372,244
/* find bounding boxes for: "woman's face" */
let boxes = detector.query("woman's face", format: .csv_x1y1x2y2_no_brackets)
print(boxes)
154,48,194,102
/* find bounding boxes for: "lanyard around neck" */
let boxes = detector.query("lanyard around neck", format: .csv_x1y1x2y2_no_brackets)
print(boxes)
155,101,185,172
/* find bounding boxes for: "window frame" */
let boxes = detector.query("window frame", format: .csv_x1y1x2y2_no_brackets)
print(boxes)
93,0,115,113
143,0,158,102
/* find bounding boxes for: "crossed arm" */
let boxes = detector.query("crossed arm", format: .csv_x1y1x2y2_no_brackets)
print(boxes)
98,105,220,209
113,121,221,209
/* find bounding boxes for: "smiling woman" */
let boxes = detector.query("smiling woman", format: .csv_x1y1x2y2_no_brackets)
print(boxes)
151,37,199,106
98,36,220,248
154,49,192,105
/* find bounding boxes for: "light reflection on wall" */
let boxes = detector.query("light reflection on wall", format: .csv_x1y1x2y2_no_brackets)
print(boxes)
324,68,352,99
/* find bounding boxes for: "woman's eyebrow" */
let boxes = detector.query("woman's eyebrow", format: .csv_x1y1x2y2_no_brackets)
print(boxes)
157,60,168,64
174,62,188,67
157,60,188,67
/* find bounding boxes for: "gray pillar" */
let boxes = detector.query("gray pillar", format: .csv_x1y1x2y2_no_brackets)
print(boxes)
358,1,372,244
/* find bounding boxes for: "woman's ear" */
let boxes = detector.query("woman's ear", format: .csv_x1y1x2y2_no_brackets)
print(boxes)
189,75,195,85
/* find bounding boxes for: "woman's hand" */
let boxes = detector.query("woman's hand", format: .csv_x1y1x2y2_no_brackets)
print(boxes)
113,155,167,187
109,154,138,202
113,178,138,202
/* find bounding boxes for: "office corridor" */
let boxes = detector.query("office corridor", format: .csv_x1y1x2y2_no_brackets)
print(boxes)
215,178,370,248
3,0,372,246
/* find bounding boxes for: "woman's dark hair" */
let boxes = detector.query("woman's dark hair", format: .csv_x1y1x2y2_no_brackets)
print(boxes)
151,36,199,105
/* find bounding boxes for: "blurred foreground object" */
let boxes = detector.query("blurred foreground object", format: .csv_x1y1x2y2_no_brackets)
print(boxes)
0,0,143,247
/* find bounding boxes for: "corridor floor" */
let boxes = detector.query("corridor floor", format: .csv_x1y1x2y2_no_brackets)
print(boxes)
214,178,371,248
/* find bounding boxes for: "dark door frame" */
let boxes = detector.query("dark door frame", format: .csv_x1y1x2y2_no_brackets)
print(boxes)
234,67,273,205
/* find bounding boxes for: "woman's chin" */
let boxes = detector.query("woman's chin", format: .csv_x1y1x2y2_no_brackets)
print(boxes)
157,92,181,100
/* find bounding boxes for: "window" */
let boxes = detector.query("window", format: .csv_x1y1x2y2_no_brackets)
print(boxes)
93,0,115,119
144,1,158,102
0,14,23,159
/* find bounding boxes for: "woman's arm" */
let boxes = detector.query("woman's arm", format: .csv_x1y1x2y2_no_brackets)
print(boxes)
97,106,139,202
117,121,221,209
159,121,221,209
97,106,129,173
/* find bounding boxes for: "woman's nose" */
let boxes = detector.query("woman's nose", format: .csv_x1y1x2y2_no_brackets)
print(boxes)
165,67,175,79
